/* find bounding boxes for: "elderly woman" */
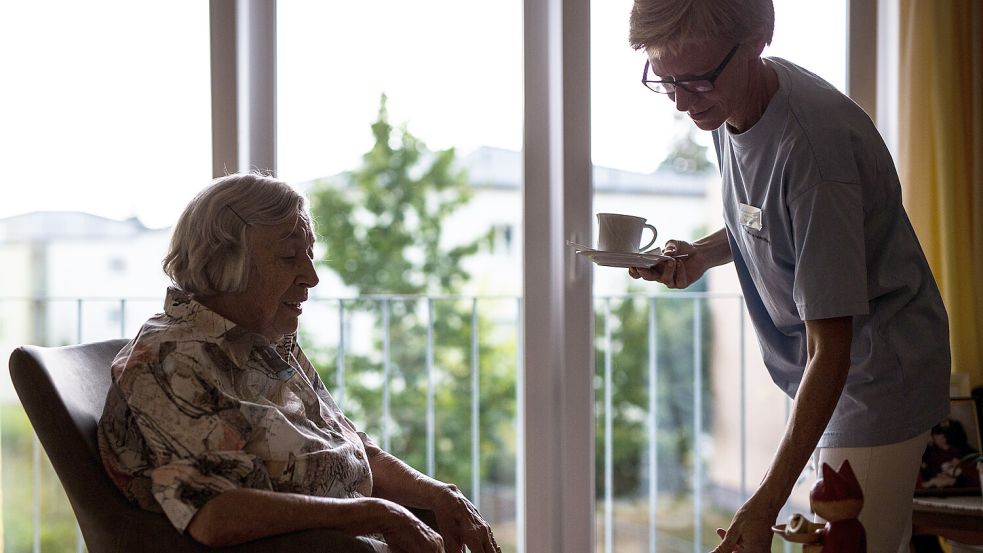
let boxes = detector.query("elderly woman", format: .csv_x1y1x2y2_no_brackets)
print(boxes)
98,174,499,553
626,1,949,552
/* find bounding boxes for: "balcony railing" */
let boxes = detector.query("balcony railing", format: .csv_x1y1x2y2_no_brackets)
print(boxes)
0,294,806,553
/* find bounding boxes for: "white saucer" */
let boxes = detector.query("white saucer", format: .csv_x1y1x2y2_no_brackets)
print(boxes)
566,241,685,268
586,250,671,268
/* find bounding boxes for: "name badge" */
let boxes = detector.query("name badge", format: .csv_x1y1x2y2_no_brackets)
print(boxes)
738,203,763,231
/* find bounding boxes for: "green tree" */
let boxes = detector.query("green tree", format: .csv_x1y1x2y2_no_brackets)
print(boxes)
305,94,516,501
309,95,480,295
594,282,711,498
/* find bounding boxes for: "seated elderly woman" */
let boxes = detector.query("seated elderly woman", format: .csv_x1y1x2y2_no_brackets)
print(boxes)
97,174,499,553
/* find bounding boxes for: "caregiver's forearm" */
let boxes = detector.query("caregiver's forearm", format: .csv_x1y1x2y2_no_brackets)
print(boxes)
691,228,733,267
755,317,853,508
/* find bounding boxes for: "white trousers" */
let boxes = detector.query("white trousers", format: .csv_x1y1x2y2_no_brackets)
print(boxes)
815,431,929,553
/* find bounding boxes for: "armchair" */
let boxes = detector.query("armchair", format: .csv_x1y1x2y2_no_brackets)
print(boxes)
8,340,427,552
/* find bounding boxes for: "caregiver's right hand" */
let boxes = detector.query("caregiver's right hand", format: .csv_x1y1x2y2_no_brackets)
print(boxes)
628,239,705,289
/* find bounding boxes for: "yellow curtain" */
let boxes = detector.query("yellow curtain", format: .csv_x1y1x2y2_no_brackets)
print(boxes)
899,0,983,387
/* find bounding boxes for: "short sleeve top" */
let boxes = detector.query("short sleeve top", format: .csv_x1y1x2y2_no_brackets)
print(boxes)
712,58,950,448
97,287,379,532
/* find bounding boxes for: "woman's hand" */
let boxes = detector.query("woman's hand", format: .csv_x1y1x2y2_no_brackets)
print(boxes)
431,484,500,553
710,492,782,553
375,499,446,553
628,239,707,289
364,449,498,551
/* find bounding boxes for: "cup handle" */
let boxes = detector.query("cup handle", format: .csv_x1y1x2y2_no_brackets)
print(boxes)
639,224,658,252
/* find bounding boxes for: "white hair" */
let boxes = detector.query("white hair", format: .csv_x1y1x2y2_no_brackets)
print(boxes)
629,0,774,57
163,173,313,295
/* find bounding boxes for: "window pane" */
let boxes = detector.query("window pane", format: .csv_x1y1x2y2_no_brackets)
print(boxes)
277,2,523,185
766,0,848,91
0,3,210,552
0,1,212,229
278,3,523,550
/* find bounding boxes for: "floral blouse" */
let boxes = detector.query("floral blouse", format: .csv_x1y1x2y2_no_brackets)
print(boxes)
98,287,379,533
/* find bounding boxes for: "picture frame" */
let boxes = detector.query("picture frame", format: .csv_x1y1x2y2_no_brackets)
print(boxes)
915,397,983,497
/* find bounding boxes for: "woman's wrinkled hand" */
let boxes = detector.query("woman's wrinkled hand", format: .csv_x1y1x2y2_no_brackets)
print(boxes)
710,493,782,553
628,239,706,289
376,499,446,553
431,484,500,553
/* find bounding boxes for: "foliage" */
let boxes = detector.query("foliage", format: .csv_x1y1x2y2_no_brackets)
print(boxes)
310,94,481,296
305,94,516,497
2,405,80,553
658,113,715,174
594,280,712,498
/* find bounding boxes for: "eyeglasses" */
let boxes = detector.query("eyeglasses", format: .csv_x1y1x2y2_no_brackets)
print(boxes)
642,44,740,95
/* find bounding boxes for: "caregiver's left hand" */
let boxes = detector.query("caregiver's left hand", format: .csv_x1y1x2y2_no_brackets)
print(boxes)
710,492,782,553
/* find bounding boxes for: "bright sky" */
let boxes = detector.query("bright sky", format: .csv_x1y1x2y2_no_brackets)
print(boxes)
0,0,844,229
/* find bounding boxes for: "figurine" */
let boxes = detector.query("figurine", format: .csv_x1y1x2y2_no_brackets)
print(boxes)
811,460,866,552
772,459,866,552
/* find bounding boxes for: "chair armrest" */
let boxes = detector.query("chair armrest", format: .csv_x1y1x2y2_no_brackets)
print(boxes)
230,527,381,552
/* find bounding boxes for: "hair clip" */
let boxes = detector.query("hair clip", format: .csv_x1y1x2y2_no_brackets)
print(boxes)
225,204,249,225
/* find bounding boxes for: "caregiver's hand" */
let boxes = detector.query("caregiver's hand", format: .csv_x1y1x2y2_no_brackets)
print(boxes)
710,491,783,553
628,239,707,289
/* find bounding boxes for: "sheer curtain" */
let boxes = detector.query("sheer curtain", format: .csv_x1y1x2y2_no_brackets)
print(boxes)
898,0,983,385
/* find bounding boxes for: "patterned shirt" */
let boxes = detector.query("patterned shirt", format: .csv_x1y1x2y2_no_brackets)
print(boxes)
98,287,379,533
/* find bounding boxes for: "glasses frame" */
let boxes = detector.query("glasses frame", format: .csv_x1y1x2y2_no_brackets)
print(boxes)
641,44,740,95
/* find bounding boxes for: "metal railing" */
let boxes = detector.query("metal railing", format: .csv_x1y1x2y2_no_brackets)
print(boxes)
0,293,796,553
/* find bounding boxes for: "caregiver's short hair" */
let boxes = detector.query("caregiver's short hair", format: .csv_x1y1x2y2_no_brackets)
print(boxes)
629,0,774,58
163,173,313,295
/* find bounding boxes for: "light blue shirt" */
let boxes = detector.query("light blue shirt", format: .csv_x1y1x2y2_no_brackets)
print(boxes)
713,58,950,448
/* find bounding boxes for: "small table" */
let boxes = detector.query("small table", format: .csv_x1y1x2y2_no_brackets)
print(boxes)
912,495,983,545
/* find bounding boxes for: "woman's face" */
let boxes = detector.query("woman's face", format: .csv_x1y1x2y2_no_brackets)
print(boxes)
646,38,758,131
234,216,319,341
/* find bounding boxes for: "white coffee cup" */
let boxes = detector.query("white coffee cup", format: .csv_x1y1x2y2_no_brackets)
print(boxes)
596,213,658,253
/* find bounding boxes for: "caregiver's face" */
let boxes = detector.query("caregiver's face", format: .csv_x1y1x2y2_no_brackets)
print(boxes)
646,39,744,131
